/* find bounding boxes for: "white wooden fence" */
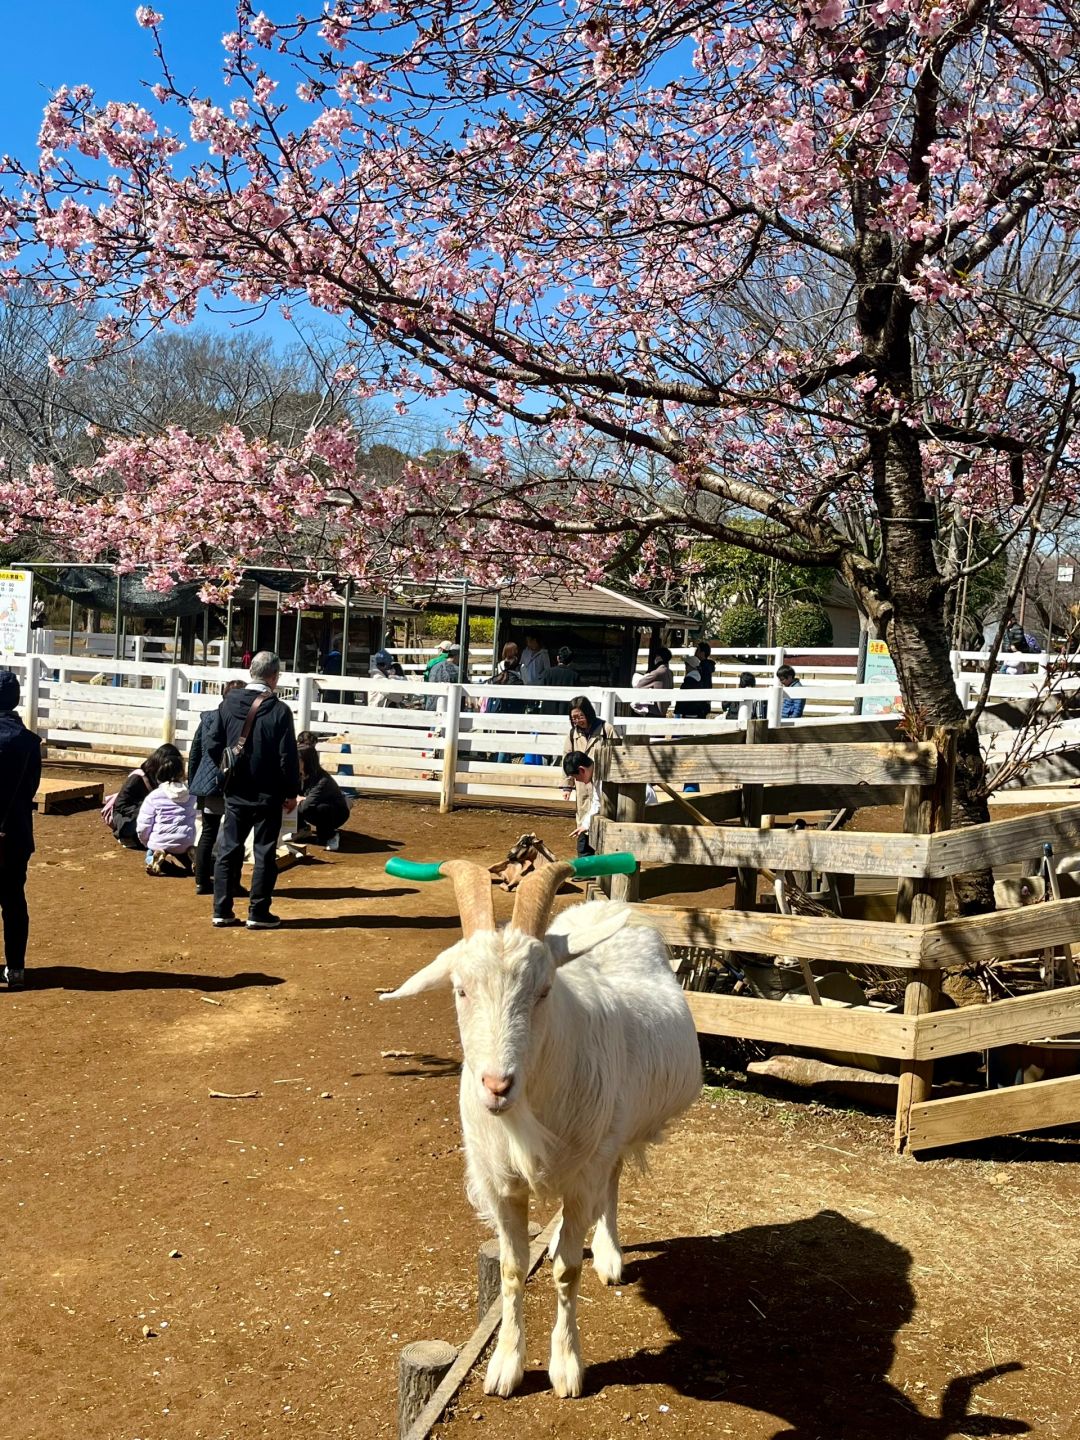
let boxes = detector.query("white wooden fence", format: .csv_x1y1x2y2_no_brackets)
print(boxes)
2,648,1075,812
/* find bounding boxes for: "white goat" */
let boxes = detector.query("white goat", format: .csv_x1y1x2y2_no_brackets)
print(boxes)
382,860,701,1399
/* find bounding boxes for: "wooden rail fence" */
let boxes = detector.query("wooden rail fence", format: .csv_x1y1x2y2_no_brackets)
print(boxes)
595,729,1080,1155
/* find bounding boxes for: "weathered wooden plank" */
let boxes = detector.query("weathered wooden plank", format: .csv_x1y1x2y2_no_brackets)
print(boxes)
596,819,931,877
925,804,1080,877
604,740,937,788
919,895,1080,968
907,1073,1080,1152
630,903,925,968
33,777,105,813
912,984,1080,1060
685,991,915,1058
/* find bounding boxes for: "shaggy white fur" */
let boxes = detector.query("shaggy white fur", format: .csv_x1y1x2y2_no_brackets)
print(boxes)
383,896,701,1398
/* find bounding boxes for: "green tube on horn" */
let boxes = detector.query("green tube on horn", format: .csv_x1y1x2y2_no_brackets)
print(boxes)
385,857,447,882
567,852,638,878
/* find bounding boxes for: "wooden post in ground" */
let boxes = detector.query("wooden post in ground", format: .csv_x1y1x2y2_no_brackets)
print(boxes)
594,747,621,898
161,665,180,743
610,783,646,901
477,1222,541,1320
894,733,956,1153
735,718,768,911
397,1341,458,1438
438,685,462,814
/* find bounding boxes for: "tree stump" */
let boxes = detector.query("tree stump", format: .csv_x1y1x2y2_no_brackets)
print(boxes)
397,1339,458,1438
477,1224,543,1320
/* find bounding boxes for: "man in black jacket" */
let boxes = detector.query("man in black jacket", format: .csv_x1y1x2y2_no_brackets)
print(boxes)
0,669,42,988
206,652,300,930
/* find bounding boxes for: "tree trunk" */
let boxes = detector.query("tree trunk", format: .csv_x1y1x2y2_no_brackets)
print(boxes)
870,405,994,914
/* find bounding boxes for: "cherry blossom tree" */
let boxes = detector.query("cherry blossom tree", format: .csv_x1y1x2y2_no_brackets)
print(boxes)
3,0,1080,871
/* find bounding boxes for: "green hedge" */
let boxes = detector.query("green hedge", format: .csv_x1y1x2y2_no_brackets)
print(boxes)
716,603,766,648
776,603,833,648
424,613,494,643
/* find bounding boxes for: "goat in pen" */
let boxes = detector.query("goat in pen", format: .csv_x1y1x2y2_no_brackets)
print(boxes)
382,860,701,1399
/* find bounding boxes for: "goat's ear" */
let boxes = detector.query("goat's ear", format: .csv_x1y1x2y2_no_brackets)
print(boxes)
546,900,630,966
380,944,460,1000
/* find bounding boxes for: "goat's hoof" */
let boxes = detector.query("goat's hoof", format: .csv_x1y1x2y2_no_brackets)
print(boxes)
549,1349,584,1398
593,1252,623,1286
484,1347,524,1398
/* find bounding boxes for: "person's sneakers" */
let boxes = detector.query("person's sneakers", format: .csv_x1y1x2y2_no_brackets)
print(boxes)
246,913,282,930
4,967,25,990
195,885,214,896
212,915,241,928
326,832,341,852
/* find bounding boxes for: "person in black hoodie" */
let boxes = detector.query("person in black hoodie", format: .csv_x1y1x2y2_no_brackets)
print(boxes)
205,651,300,930
0,669,42,989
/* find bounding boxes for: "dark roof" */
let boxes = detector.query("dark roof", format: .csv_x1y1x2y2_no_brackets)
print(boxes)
410,579,696,626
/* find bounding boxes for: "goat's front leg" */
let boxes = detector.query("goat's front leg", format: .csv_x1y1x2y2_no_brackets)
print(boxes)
484,1188,530,1398
549,1197,587,1398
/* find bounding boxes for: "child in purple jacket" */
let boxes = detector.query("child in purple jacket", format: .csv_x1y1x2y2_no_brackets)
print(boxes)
136,745,197,875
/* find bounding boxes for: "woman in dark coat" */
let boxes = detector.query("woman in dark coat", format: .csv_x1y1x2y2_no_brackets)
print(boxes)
295,744,351,849
111,746,173,848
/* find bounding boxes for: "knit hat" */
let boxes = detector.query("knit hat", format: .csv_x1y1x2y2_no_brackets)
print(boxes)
0,669,19,711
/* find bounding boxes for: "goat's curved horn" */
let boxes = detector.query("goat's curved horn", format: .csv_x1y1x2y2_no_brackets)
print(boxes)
441,860,497,938
510,862,575,939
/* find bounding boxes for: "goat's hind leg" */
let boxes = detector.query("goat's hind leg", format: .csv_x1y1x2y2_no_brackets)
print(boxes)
591,1158,623,1286
484,1189,530,1398
548,1197,587,1398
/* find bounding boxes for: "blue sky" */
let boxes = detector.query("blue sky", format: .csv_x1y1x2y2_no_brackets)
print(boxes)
0,2,237,157
0,2,456,437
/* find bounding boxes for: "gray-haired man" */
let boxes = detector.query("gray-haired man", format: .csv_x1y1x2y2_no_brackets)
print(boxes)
206,652,300,929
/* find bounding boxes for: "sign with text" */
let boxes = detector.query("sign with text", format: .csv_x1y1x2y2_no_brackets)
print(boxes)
0,568,33,655
862,638,903,717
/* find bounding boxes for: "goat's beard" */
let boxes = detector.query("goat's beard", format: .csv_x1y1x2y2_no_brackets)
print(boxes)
465,1093,559,1217
502,1097,558,1199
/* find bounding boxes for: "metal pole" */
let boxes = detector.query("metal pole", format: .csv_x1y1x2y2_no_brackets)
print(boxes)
202,604,210,663
67,598,75,657
853,625,869,715
113,575,122,660
273,590,282,655
380,593,388,650
173,614,181,660
458,581,470,683
224,595,234,669
292,602,302,672
342,580,352,677
491,589,501,678
251,582,261,655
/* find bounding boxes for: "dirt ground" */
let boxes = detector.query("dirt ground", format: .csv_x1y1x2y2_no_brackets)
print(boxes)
3,771,1079,1440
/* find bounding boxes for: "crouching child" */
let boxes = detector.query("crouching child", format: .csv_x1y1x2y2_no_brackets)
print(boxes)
136,745,197,875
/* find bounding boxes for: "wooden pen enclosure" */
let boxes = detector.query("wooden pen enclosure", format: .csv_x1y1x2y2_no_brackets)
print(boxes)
592,725,1080,1154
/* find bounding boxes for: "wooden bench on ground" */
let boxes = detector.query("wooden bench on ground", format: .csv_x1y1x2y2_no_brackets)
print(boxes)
33,776,105,814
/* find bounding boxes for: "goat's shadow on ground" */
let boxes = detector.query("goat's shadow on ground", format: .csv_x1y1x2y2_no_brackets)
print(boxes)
580,1209,1029,1439
24,967,285,992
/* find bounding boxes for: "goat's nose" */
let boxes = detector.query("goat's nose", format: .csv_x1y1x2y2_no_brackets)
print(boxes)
482,1071,514,1097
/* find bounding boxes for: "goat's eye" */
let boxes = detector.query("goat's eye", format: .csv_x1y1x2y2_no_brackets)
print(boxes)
536,985,551,1003
455,986,467,999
